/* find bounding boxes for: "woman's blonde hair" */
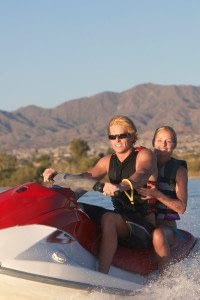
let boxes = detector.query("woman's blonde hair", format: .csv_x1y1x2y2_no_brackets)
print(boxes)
107,115,138,143
152,126,177,148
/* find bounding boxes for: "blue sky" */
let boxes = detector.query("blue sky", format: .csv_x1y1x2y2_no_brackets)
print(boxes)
0,0,200,111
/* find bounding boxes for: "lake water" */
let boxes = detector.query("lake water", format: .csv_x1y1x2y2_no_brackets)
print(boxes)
0,178,200,299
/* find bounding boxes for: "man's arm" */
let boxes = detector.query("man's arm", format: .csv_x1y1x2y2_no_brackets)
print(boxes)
42,155,110,194
86,155,110,180
129,148,157,189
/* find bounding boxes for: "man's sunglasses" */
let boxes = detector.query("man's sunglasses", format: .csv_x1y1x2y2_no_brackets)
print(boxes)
108,133,131,140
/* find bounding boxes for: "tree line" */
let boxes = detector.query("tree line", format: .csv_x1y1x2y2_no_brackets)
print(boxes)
0,139,199,187
0,139,103,187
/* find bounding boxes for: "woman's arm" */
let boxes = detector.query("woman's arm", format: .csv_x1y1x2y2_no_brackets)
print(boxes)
138,165,188,214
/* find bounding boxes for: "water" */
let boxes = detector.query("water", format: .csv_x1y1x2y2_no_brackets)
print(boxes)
0,179,200,299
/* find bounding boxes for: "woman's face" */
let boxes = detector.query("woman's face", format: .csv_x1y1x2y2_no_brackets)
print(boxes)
109,125,134,154
154,129,176,157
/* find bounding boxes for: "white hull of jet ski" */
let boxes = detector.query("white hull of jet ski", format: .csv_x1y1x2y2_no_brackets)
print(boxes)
0,224,145,299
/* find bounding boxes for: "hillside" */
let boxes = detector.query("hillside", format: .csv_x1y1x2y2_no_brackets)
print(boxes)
0,83,200,153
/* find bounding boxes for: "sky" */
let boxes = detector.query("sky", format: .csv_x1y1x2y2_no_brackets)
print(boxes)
0,0,200,111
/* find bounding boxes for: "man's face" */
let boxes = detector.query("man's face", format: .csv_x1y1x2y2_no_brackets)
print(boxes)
109,125,133,154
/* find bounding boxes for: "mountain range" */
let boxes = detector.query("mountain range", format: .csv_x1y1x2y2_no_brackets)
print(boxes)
0,83,200,153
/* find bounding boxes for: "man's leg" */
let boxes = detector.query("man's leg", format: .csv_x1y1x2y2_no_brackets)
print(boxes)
98,212,129,273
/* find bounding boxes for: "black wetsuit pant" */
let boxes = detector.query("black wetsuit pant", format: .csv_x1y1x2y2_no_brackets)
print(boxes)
79,202,155,249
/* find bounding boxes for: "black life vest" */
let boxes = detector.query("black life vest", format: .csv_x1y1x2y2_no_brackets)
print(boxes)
108,147,156,216
156,157,187,221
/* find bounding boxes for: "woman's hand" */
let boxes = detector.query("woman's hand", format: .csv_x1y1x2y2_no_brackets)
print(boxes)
137,182,159,200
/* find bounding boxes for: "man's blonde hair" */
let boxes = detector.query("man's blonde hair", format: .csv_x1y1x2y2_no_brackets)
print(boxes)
107,115,138,143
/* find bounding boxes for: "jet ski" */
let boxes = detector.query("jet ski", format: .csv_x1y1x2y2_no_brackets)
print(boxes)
0,182,197,298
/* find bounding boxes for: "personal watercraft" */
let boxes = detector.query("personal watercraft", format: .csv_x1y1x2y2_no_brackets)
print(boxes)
0,182,197,298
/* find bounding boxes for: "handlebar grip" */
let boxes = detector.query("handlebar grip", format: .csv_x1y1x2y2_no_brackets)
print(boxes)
93,182,105,193
114,190,123,197
48,172,58,182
